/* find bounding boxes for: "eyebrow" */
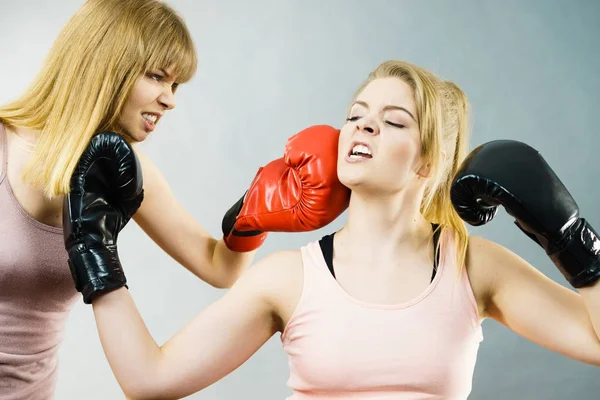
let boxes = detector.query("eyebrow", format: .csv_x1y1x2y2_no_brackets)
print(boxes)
352,100,417,122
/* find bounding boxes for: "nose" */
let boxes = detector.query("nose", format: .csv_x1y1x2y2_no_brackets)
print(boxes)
355,115,379,136
158,87,176,110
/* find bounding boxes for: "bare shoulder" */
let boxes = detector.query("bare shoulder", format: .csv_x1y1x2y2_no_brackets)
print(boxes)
466,235,552,318
465,235,514,319
232,248,304,332
131,145,159,181
129,145,170,221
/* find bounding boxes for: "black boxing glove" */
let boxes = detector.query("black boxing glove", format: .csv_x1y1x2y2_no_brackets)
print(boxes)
450,139,600,288
63,132,144,304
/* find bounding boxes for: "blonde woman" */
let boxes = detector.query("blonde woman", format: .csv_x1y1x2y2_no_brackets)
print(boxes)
0,0,348,398
66,58,600,399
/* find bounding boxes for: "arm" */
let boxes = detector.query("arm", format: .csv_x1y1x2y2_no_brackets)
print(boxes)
468,236,600,366
93,250,294,400
132,148,254,288
63,133,305,398
131,124,350,289
451,139,600,366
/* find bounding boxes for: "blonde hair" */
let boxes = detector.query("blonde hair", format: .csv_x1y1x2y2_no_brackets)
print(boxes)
352,60,471,271
0,0,197,198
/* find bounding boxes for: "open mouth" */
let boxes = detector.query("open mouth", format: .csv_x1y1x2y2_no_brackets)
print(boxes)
348,142,373,160
142,113,158,124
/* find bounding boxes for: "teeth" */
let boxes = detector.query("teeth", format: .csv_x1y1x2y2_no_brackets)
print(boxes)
142,113,157,123
351,144,372,156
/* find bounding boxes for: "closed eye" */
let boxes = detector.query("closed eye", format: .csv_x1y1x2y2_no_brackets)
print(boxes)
386,121,405,129
347,116,405,129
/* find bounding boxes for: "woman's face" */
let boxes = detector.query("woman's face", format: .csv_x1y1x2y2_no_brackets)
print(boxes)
337,77,428,196
116,66,179,142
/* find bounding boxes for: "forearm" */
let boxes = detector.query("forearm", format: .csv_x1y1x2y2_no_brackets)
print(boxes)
210,238,257,288
91,261,279,399
579,279,600,342
92,288,164,399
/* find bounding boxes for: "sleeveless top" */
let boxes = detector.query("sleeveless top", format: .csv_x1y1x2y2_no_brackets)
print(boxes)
281,228,483,399
0,122,79,399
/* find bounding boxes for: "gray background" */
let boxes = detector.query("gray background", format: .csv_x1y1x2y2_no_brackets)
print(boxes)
1,0,599,398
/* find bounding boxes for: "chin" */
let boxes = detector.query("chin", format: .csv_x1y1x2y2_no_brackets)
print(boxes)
338,167,401,196
125,130,146,143
337,168,367,191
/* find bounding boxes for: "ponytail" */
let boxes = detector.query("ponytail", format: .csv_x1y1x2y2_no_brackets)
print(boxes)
353,60,472,272
422,80,471,272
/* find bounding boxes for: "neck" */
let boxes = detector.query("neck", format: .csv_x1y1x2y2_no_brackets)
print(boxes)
336,188,433,263
9,126,38,152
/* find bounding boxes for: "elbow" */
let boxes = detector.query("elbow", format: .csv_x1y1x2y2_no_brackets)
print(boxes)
594,344,600,367
122,381,207,400
210,281,232,290
582,339,600,368
121,381,165,400
589,355,600,368
119,369,173,400
120,354,209,399
122,385,177,400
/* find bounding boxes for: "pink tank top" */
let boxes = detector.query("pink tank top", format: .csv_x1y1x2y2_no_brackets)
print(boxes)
281,229,483,400
0,122,79,399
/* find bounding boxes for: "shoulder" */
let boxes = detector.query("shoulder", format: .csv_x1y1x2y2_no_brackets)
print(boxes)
229,248,305,330
466,235,533,277
465,235,515,319
466,235,544,317
236,249,304,303
467,235,510,263
131,145,159,180
130,144,170,214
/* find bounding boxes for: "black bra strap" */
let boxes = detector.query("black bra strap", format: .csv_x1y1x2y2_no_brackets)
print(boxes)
318,232,336,279
318,223,441,282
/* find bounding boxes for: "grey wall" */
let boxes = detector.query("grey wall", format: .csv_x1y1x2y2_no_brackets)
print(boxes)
1,0,599,398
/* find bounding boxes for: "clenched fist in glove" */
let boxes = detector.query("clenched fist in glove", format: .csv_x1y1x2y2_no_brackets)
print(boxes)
63,132,144,304
222,125,351,252
451,139,600,288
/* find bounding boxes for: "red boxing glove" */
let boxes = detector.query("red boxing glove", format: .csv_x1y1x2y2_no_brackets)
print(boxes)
222,125,350,252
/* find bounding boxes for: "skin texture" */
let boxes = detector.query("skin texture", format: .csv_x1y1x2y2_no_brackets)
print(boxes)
1,66,256,289
82,77,600,399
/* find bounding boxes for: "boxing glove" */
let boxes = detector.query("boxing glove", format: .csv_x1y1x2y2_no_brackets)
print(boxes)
222,125,351,252
450,139,600,288
63,132,144,304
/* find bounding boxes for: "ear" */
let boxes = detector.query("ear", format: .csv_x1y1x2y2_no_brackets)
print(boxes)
417,162,430,178
416,151,447,178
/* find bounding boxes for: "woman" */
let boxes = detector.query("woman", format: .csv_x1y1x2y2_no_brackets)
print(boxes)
67,59,600,399
0,0,347,398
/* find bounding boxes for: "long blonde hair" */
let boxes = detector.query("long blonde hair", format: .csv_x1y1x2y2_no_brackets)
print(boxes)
353,60,471,271
0,0,197,198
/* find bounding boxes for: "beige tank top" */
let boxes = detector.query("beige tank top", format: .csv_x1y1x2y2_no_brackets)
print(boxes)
281,228,483,399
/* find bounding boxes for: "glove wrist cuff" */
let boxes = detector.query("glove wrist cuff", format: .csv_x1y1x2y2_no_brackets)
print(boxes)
67,247,128,304
222,191,267,252
223,231,268,253
551,218,600,288
222,193,247,236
